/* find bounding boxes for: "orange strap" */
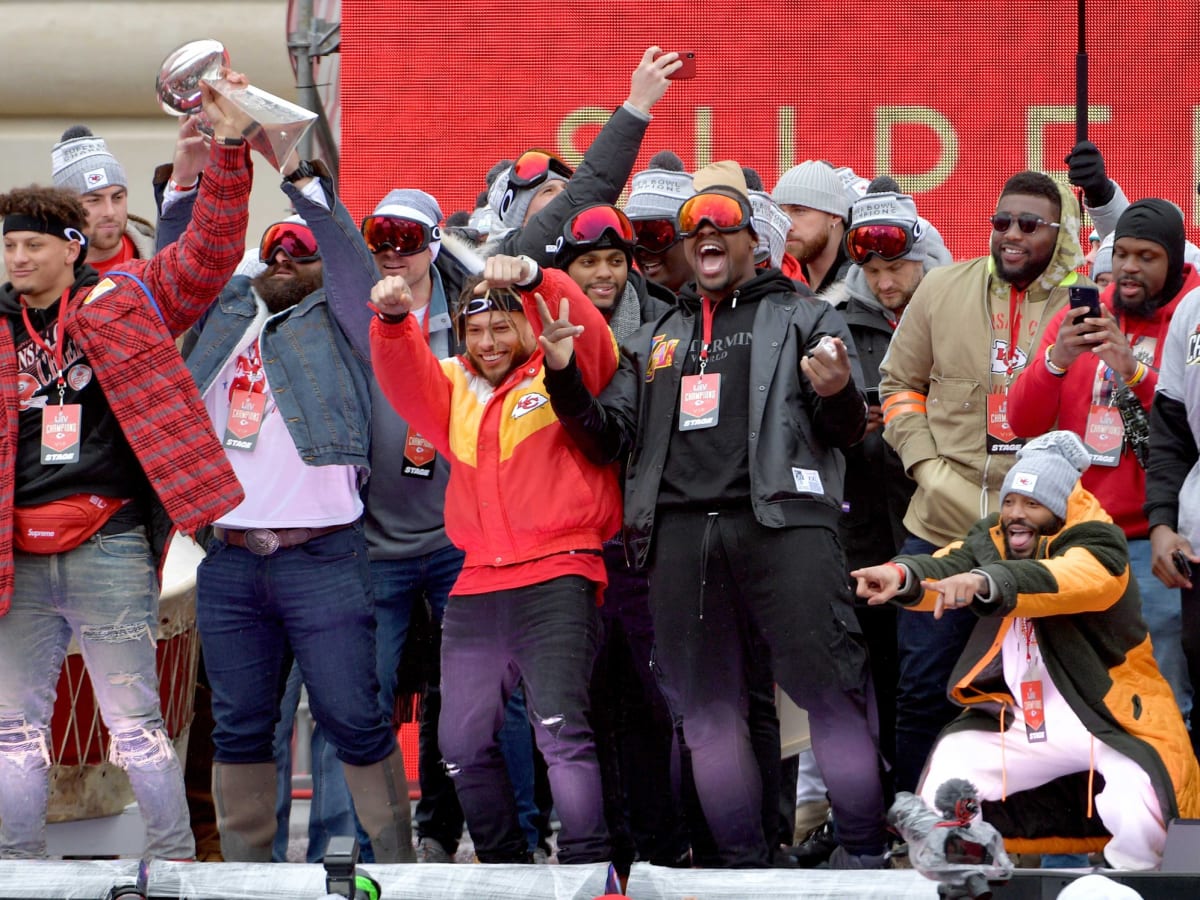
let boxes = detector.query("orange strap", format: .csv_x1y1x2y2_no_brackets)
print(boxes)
881,390,928,425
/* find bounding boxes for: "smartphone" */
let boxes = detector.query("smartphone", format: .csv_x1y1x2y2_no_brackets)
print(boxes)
1068,285,1101,320
1173,549,1192,578
656,50,696,80
864,386,881,406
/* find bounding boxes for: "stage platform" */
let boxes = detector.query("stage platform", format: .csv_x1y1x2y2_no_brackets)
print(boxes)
1,860,1197,900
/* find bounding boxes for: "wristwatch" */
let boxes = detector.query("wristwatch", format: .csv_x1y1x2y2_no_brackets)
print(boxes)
283,160,317,184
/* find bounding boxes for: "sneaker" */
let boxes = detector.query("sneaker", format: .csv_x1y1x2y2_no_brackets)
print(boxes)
416,837,453,863
793,798,832,844
531,847,550,864
787,811,838,868
826,844,890,870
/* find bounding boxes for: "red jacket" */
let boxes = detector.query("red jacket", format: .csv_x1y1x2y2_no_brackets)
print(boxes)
1007,264,1200,538
370,268,621,584
0,143,252,614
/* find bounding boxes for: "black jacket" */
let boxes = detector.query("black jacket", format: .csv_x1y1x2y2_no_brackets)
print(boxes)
827,282,915,569
546,268,867,568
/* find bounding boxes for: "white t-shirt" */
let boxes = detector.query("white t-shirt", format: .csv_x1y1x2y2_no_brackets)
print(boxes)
205,330,362,529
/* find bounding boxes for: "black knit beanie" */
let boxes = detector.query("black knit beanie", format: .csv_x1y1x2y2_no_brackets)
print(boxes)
1114,198,1186,305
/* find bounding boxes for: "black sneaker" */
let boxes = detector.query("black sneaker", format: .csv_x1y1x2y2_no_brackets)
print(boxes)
783,812,838,868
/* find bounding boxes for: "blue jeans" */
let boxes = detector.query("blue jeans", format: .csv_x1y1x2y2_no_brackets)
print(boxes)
439,576,608,864
371,546,465,852
1127,539,1193,721
272,661,359,863
894,534,978,795
197,523,395,767
0,529,193,859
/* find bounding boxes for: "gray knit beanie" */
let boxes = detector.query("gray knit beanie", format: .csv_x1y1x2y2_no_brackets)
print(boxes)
51,126,127,196
487,164,569,230
749,190,790,268
1000,431,1091,519
625,168,694,220
771,160,849,219
1091,233,1114,281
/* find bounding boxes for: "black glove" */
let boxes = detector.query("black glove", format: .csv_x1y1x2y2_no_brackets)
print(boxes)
1065,140,1115,207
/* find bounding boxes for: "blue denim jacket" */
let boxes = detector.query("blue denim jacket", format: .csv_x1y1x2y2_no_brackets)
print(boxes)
184,178,377,470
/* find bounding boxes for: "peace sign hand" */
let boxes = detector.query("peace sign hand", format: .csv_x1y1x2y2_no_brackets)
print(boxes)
536,294,584,371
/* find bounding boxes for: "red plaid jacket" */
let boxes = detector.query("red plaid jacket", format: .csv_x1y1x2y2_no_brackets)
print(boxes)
0,142,253,615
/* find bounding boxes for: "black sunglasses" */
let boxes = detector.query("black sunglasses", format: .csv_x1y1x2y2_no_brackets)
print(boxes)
989,212,1061,235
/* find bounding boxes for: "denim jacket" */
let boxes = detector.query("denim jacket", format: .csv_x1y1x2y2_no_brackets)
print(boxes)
184,176,377,470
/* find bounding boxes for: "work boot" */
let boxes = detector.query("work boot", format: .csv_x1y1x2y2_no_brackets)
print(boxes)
211,761,277,862
343,747,416,863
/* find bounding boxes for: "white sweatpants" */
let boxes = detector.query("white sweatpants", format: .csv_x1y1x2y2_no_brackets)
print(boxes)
920,724,1166,870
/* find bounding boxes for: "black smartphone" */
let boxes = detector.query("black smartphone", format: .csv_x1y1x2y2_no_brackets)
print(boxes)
1173,550,1192,578
1068,285,1102,320
864,386,881,406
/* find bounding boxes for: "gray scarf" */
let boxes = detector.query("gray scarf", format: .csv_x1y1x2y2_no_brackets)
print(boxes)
609,280,643,343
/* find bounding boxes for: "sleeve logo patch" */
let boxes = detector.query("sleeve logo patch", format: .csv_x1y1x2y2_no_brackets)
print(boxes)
646,333,680,382
82,278,118,305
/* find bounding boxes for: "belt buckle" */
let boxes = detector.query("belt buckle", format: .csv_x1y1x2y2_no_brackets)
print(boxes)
244,528,281,556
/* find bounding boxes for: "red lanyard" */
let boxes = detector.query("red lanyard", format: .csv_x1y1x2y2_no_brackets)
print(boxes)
1021,618,1037,663
1004,289,1024,377
20,288,73,404
699,297,720,375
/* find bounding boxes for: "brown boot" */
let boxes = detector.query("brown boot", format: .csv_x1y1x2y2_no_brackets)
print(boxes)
211,761,277,862
343,747,415,863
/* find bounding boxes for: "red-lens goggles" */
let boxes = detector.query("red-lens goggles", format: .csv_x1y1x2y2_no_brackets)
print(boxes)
259,222,320,264
508,149,574,190
631,218,681,254
677,191,753,237
563,205,635,248
844,223,915,265
361,215,440,256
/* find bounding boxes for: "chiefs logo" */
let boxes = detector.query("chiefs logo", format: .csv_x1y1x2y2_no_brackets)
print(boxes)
511,391,549,419
645,333,679,382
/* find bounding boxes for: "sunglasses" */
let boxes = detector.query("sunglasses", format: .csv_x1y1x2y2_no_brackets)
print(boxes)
989,212,1062,235
631,218,681,254
458,290,525,320
563,205,635,249
361,215,440,256
844,223,915,265
259,222,319,264
508,149,574,190
677,191,754,237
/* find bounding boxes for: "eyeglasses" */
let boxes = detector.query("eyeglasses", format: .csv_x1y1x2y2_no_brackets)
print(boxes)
562,205,635,249
507,149,574,190
677,191,754,237
361,215,440,256
988,212,1062,235
259,222,320,263
631,218,681,254
844,223,915,265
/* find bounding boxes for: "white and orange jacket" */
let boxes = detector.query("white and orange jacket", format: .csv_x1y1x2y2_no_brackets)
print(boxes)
369,267,622,578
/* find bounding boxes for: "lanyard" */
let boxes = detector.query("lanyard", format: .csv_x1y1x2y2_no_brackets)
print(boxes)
1004,289,1023,377
699,297,720,375
20,288,73,405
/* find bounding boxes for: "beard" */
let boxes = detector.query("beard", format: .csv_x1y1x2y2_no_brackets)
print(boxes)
251,268,323,314
1001,514,1064,559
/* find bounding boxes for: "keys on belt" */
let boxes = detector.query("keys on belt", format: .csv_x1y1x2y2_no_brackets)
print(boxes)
214,524,350,556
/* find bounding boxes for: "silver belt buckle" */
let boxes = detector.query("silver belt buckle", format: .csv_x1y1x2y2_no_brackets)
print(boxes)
244,528,281,556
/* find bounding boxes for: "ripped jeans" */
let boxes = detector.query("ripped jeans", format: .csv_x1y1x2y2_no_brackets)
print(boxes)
439,576,608,864
0,528,193,860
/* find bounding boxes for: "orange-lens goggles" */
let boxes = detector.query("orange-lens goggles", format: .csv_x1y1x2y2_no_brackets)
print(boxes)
632,218,680,254
259,222,319,263
564,205,635,247
677,192,752,237
361,216,439,255
508,149,574,189
844,223,914,264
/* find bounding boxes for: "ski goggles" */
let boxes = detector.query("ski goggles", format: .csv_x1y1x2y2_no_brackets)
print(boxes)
844,222,915,264
988,212,1061,235
677,190,754,237
562,205,635,250
259,222,320,264
507,149,574,190
361,215,441,255
631,217,681,254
